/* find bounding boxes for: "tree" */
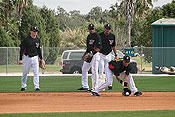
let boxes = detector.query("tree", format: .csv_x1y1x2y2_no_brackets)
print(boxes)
0,26,14,47
162,0,175,18
119,0,157,47
86,6,103,22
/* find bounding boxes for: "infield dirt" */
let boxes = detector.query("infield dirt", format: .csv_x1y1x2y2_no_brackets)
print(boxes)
0,92,175,113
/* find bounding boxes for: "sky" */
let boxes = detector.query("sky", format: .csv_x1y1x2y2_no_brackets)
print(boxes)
33,0,173,15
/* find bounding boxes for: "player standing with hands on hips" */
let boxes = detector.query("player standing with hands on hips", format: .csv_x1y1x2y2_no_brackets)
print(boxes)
77,24,102,91
91,55,142,96
98,24,118,90
19,26,44,91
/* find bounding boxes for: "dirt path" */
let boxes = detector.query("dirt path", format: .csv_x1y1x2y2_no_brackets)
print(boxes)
0,92,175,114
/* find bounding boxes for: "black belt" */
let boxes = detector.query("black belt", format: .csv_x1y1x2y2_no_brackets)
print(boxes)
25,55,37,58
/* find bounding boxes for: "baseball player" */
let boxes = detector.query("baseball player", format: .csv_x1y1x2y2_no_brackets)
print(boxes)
19,26,43,91
98,24,118,90
91,55,142,96
77,24,102,91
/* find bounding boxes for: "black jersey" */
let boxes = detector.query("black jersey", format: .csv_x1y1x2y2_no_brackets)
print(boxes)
86,32,102,54
99,32,116,55
108,60,132,76
19,35,42,60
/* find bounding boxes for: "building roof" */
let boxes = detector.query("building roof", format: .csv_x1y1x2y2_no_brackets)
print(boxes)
152,18,175,26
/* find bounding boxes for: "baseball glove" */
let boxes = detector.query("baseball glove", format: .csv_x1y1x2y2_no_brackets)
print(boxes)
83,53,93,63
122,88,131,96
39,59,46,69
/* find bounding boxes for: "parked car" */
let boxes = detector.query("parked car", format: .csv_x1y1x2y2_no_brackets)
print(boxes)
60,50,85,74
60,50,137,74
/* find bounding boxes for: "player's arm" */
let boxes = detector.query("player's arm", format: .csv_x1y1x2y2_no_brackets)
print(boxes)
112,46,118,60
19,39,26,64
37,39,43,60
94,34,102,53
115,75,129,88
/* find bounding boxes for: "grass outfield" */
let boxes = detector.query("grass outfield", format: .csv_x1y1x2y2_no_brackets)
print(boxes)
0,110,175,117
0,76,175,92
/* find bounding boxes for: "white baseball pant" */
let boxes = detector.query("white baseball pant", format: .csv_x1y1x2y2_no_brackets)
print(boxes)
93,62,138,93
21,55,40,89
81,52,100,90
99,53,112,86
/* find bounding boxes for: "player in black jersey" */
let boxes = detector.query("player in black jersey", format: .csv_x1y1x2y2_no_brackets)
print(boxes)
78,24,102,91
91,55,142,96
19,26,43,91
98,24,118,90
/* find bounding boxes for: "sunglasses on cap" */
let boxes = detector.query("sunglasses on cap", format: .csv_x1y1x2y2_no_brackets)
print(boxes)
105,27,111,30
88,28,94,30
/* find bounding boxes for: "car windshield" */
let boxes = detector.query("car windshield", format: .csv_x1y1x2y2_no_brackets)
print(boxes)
69,52,84,60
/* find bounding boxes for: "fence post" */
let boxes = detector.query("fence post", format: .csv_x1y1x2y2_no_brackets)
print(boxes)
140,46,143,74
42,46,44,74
6,47,8,74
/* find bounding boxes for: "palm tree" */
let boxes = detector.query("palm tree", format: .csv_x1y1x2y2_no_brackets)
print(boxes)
0,0,27,27
123,0,157,47
14,0,27,20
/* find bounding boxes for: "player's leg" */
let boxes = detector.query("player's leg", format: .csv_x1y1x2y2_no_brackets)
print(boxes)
78,61,91,90
21,56,32,90
31,56,40,90
93,62,113,93
91,52,100,90
105,53,113,89
98,54,106,89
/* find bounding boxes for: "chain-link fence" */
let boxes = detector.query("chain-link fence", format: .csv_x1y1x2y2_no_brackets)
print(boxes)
1,47,175,74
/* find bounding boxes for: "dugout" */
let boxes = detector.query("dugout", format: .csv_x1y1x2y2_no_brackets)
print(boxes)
152,18,175,74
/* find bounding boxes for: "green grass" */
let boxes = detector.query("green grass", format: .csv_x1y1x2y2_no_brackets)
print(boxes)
0,76,175,92
0,110,175,117
0,64,61,73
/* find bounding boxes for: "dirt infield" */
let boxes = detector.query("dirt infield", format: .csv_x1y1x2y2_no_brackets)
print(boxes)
0,92,175,114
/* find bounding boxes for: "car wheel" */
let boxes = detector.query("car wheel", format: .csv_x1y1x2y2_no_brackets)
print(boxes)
71,67,81,74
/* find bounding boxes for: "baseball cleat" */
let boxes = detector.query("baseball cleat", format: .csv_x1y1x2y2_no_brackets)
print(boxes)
108,86,112,90
87,89,92,92
35,88,40,91
21,87,26,91
77,87,88,91
133,91,142,96
91,92,100,96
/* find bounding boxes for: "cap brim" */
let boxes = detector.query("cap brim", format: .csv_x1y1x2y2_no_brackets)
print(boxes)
124,60,130,63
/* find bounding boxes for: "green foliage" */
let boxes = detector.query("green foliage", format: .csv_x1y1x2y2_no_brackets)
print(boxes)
0,26,14,47
60,27,88,48
40,7,61,64
162,0,175,18
0,0,175,50
57,6,86,31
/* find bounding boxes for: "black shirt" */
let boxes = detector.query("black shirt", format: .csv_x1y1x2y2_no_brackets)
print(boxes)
86,32,102,54
99,32,116,55
19,35,42,60
108,60,132,76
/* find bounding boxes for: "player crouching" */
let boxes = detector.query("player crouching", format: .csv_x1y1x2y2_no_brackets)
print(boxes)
91,55,142,97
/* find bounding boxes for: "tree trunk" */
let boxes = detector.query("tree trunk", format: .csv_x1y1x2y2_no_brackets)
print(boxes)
125,0,134,47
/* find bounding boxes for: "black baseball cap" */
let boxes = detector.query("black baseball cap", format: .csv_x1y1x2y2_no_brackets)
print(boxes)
123,55,130,63
104,23,111,29
30,26,38,32
88,24,95,29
